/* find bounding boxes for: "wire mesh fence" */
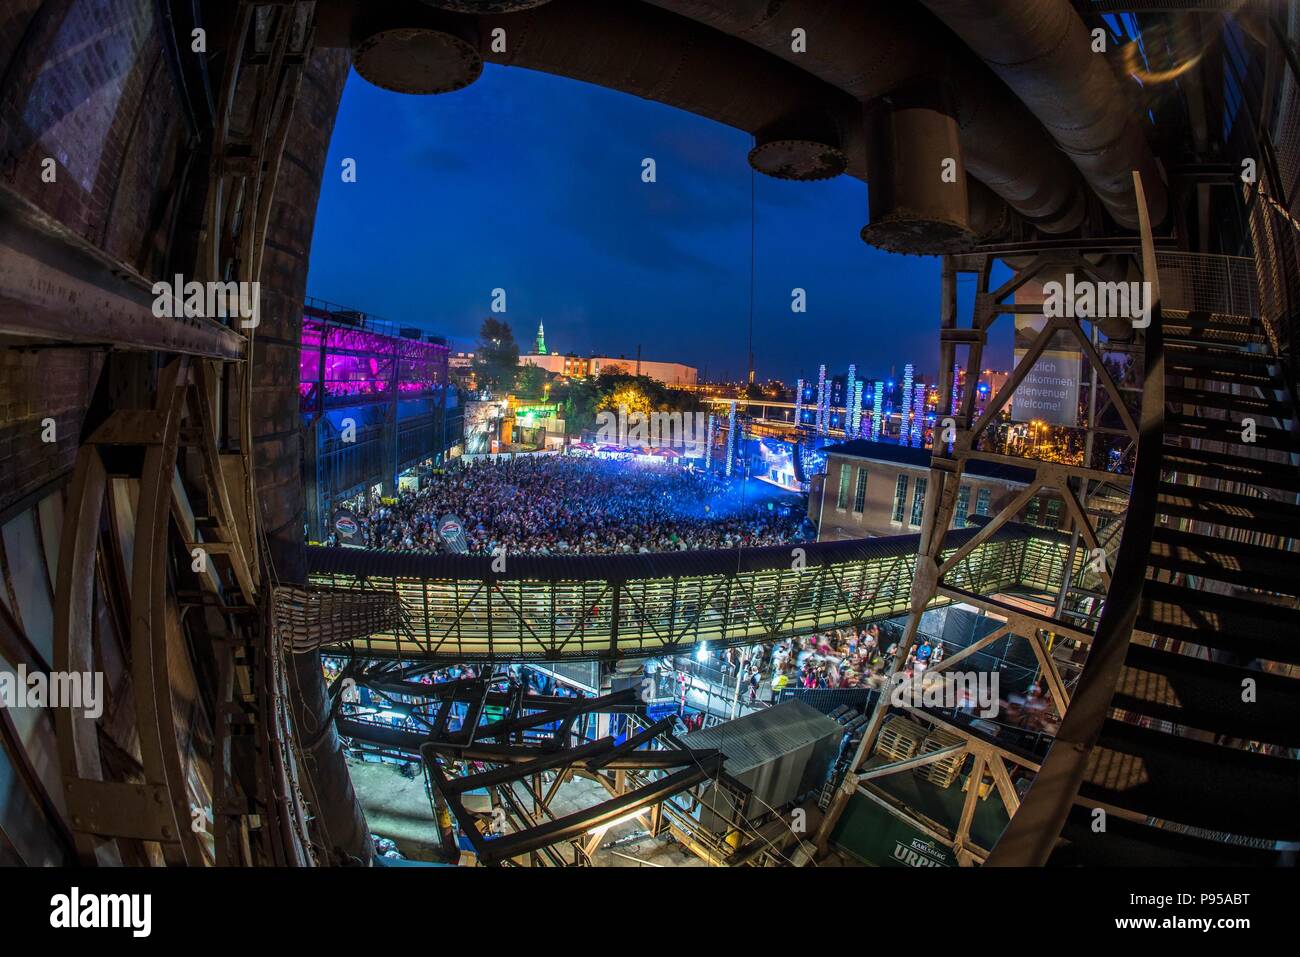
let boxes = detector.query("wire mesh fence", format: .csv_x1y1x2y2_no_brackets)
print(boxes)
1156,251,1259,320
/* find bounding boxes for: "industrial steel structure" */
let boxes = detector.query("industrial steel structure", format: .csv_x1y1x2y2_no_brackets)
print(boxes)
299,525,1081,662
299,298,454,539
0,0,1297,869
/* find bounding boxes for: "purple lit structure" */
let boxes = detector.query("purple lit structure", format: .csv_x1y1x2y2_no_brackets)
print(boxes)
299,301,455,541
300,307,449,413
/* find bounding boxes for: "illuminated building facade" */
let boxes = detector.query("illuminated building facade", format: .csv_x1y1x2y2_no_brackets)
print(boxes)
299,301,455,539
521,351,698,387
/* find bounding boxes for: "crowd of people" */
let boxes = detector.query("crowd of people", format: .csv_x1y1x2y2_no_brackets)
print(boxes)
330,455,808,555
322,454,1062,742
724,624,949,700
716,629,1058,735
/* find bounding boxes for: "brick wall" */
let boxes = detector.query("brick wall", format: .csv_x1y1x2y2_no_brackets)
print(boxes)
0,0,179,255
253,45,372,863
0,348,103,516
254,47,352,580
0,0,185,515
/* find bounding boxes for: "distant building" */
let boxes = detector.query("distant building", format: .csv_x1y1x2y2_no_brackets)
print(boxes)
810,438,1073,541
955,367,1009,417
521,352,698,387
449,350,477,388
298,302,455,539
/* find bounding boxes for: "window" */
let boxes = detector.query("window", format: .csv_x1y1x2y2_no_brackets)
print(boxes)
910,476,927,527
892,474,909,523
1045,498,1063,529
853,468,869,513
975,487,991,517
836,462,850,509
1026,496,1041,525
954,485,971,528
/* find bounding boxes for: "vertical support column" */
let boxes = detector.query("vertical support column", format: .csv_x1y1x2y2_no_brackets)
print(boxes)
247,43,374,864
816,257,969,852
131,357,206,865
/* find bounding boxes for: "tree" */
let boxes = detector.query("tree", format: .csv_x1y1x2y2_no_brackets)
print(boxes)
516,363,546,399
552,378,598,435
593,369,701,416
474,318,520,393
597,381,655,417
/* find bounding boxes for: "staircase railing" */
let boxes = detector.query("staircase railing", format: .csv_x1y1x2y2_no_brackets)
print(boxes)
986,173,1166,865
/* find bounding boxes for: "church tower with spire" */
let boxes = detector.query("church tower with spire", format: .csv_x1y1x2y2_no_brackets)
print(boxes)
535,320,547,355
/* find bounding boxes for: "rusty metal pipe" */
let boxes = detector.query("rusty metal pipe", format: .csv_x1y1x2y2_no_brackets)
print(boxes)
861,84,974,253
919,0,1168,229
639,0,1085,233
473,0,868,179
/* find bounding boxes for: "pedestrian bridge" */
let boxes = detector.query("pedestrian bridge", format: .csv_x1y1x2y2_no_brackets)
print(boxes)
293,524,1082,663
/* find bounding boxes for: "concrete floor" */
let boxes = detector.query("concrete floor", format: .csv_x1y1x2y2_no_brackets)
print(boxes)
350,755,708,867
348,756,446,862
516,774,706,868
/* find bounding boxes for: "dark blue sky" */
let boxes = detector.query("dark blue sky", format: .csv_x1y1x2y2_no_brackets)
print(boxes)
307,64,1011,383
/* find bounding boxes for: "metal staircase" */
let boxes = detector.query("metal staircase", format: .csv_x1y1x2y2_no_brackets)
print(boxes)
993,303,1300,866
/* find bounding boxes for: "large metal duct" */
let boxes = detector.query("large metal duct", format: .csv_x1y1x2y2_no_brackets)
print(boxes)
640,0,1086,234
335,0,1022,250
472,0,867,180
331,0,862,177
919,0,1168,230
862,83,973,253
349,1,861,178
473,0,1025,248
968,178,1011,242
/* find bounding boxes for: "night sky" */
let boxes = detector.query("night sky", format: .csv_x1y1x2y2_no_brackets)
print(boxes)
307,64,1013,384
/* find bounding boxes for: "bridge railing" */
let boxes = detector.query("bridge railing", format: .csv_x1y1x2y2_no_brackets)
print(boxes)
304,524,1079,662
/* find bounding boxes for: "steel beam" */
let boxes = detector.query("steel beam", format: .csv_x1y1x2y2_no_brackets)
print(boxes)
52,446,121,866
986,171,1167,866
475,763,719,866
0,185,244,359
130,357,207,864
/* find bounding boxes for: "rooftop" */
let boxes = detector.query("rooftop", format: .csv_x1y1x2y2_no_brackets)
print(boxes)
821,439,1037,485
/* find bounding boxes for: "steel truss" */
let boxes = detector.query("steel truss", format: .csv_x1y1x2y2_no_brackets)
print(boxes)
47,1,323,867
300,527,1078,662
54,354,310,865
817,244,1146,860
852,708,1043,866
337,677,771,867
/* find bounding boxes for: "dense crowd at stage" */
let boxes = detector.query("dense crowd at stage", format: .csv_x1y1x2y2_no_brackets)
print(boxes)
325,455,1058,742
329,455,808,555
